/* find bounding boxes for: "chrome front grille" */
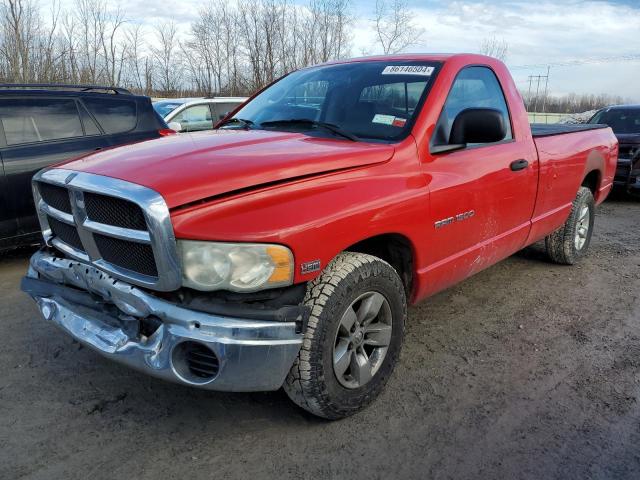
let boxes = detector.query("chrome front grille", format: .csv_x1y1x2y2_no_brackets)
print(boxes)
33,168,181,291
93,233,158,277
47,215,85,252
39,182,73,214
84,191,148,230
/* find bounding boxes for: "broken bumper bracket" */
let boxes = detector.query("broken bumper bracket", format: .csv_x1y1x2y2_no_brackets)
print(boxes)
21,250,304,392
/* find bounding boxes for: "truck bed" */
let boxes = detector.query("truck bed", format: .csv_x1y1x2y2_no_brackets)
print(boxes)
531,123,609,138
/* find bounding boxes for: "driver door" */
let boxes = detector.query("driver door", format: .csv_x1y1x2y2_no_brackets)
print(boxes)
424,66,538,288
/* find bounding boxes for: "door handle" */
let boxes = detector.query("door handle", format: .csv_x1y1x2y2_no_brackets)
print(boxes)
510,159,529,171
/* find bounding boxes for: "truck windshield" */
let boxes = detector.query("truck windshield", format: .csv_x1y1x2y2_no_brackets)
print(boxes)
589,108,640,134
224,61,440,142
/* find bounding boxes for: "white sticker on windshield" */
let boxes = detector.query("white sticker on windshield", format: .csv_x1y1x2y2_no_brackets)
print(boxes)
382,65,434,76
372,114,395,125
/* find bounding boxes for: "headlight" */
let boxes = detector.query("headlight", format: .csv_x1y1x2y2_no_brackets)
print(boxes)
178,240,294,292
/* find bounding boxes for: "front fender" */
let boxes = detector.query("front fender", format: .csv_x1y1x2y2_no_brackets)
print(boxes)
170,157,429,285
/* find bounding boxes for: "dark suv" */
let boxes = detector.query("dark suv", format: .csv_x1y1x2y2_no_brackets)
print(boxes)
0,84,172,251
588,105,640,193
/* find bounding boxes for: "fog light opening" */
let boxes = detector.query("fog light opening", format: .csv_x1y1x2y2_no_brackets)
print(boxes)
38,299,55,320
171,341,220,384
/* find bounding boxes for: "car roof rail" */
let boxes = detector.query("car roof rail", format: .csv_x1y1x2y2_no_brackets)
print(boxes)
0,84,133,95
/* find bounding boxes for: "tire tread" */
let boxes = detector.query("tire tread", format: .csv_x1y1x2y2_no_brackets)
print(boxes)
545,186,595,265
284,252,406,419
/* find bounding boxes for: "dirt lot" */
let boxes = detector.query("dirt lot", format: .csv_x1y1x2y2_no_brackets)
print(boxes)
1,194,639,480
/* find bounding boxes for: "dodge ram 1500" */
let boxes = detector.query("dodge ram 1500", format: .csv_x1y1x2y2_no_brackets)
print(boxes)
22,54,618,419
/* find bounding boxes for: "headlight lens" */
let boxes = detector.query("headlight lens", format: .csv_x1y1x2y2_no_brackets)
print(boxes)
178,240,294,292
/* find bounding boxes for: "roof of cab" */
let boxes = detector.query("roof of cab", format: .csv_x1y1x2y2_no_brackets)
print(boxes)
317,53,495,67
600,104,640,110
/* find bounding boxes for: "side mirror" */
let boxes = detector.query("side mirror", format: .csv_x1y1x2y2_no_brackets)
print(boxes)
431,108,507,154
168,121,182,132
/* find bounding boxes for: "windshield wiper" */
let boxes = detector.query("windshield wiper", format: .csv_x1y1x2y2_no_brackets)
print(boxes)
260,119,358,141
217,117,254,130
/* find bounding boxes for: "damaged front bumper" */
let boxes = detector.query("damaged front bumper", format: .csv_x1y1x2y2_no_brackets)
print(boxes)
21,249,304,392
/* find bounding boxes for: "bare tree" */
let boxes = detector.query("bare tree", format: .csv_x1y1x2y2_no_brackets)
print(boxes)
0,0,355,96
1,0,622,109
35,0,62,81
306,0,352,63
373,0,424,55
122,23,146,92
523,91,627,114
0,0,43,81
480,36,508,61
60,11,79,81
151,21,180,95
99,3,126,85
184,1,226,94
74,0,101,83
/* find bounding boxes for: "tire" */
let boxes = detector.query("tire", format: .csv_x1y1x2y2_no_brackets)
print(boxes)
545,186,595,265
284,252,407,419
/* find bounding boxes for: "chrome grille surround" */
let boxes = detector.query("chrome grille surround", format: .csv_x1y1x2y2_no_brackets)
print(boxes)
33,168,181,291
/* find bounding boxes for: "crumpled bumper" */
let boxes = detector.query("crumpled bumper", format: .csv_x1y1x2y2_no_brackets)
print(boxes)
21,250,304,392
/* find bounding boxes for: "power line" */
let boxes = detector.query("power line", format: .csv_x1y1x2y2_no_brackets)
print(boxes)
510,54,640,69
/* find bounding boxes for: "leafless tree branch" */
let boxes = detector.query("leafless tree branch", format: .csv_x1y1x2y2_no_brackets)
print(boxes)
373,0,424,55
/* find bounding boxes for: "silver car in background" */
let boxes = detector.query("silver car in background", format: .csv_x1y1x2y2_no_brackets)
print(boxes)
153,97,247,133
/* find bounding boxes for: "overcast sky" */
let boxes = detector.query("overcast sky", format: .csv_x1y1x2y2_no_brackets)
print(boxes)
52,0,640,101
350,0,640,101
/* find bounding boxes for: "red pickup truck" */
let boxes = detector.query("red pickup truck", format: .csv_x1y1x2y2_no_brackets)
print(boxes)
22,54,617,419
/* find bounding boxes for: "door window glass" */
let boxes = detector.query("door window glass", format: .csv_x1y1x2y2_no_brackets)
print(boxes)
436,66,512,145
78,103,102,135
172,104,214,132
212,103,240,120
0,98,83,145
83,97,137,134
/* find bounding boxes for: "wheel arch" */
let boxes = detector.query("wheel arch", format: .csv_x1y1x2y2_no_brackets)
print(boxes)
582,146,607,202
581,169,601,197
344,233,416,300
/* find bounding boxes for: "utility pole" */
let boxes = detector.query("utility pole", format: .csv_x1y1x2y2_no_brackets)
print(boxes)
541,65,550,113
533,74,541,112
527,67,551,121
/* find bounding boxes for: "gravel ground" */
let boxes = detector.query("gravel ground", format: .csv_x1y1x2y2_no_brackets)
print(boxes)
1,194,639,480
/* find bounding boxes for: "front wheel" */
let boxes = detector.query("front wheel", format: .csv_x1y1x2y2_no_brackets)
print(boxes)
283,252,407,419
545,186,595,265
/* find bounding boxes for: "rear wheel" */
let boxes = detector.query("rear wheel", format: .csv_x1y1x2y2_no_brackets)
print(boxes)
545,186,595,265
283,252,406,419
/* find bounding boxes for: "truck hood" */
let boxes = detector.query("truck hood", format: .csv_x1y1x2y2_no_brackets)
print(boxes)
615,133,640,145
60,129,395,208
